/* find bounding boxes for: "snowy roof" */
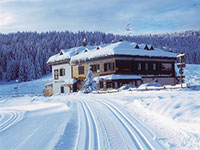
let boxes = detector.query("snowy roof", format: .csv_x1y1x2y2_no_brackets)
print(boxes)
71,41,177,63
94,74,141,81
47,44,110,64
47,45,102,64
47,41,177,64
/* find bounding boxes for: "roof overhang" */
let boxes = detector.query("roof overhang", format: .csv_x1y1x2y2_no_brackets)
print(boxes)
47,58,70,66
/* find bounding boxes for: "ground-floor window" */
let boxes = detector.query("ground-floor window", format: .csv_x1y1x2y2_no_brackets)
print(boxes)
61,86,64,93
106,81,112,88
90,64,100,73
114,81,118,88
100,81,104,88
78,66,84,75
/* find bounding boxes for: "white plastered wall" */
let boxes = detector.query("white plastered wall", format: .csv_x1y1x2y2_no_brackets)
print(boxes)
52,63,72,94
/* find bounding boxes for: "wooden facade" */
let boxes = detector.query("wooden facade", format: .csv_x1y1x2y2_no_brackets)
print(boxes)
72,58,116,79
72,55,176,90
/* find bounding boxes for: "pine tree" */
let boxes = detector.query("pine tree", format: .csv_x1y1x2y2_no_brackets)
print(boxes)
83,66,97,93
0,64,3,81
18,59,27,82
35,60,42,79
26,59,36,81
6,60,18,81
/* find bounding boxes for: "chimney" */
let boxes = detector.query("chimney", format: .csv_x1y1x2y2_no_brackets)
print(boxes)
60,51,63,55
144,44,149,50
135,44,140,49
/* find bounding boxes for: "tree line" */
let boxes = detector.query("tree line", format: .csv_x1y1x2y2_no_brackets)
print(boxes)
0,30,199,82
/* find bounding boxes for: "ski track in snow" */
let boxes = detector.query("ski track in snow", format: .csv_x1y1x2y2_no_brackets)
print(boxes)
75,97,164,150
0,110,24,132
100,100,164,150
78,100,100,150
0,97,166,150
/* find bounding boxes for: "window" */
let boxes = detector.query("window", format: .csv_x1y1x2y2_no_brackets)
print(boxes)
145,63,148,70
110,62,115,71
54,69,59,80
153,63,156,71
104,63,110,72
141,63,145,71
106,81,112,88
100,81,104,88
138,63,141,70
104,62,115,72
78,66,84,75
61,86,64,93
90,64,100,73
162,63,172,71
132,61,137,71
60,68,65,76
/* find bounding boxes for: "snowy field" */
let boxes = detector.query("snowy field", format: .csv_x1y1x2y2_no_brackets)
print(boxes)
0,74,52,96
0,64,200,150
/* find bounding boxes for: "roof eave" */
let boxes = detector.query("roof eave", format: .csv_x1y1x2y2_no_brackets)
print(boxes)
47,58,70,65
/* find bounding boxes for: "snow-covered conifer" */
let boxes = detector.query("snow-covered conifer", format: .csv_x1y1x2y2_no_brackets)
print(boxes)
83,66,97,93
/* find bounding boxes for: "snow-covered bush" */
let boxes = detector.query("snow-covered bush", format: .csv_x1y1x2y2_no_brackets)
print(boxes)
138,83,162,90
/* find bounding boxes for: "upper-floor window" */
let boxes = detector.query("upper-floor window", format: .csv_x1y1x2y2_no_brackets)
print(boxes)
162,63,172,71
60,68,65,76
153,63,156,71
138,63,141,70
104,62,115,72
78,66,84,75
54,69,59,80
145,63,148,71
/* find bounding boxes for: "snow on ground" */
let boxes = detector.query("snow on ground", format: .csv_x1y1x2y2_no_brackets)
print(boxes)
97,89,200,150
184,64,200,85
0,64,200,150
0,88,200,150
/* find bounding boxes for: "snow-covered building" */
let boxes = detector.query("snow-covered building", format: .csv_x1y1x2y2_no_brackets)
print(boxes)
47,45,97,94
47,41,177,94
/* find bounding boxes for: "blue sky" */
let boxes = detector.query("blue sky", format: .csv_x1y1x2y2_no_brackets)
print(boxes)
0,0,200,35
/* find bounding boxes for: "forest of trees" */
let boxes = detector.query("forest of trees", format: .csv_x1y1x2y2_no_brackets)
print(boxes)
0,30,199,82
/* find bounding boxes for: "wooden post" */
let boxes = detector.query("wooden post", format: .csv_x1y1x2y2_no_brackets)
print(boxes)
177,53,186,88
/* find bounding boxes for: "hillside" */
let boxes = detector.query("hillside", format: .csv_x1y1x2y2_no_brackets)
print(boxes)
0,30,200,82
